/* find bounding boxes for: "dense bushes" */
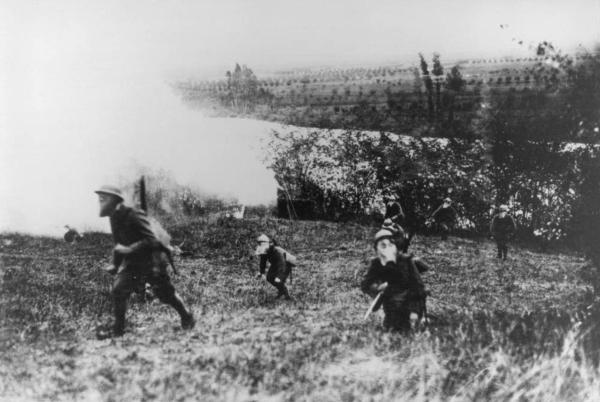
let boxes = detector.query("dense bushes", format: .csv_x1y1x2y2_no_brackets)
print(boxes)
264,129,599,245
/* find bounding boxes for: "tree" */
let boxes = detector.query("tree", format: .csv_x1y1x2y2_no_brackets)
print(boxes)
432,53,444,117
224,63,267,113
442,65,467,133
419,53,434,121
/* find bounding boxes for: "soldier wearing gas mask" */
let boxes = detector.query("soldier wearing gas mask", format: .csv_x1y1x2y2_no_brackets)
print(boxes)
255,234,295,301
361,229,429,331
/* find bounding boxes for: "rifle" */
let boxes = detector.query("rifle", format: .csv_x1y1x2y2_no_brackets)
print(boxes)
139,175,147,212
363,291,384,321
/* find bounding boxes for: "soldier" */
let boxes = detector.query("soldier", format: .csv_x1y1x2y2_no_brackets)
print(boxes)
64,225,83,243
490,204,517,260
361,229,428,332
429,197,457,240
255,234,294,300
381,218,409,253
383,195,405,226
95,185,195,339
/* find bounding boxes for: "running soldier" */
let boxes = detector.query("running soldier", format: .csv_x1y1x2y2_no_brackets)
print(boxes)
490,204,517,260
95,185,195,339
361,229,429,332
255,234,294,300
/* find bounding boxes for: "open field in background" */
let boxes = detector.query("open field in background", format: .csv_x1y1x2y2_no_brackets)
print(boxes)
1,218,598,401
178,54,597,119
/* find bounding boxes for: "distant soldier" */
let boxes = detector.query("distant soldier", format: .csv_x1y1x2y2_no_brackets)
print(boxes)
64,225,83,243
429,197,457,240
95,185,195,339
255,234,295,300
361,229,429,332
490,204,517,260
383,195,405,226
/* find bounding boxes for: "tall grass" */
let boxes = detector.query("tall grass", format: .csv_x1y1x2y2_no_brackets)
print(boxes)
0,218,597,401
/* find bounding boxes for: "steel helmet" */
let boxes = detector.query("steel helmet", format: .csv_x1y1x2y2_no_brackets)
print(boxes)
499,204,509,212
95,185,124,201
374,229,394,245
257,234,270,243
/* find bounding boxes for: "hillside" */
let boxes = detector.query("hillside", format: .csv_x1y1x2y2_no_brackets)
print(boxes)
1,218,597,401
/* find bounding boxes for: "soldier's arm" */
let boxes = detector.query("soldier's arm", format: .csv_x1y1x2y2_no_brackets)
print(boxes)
430,205,442,220
413,257,431,273
112,249,123,268
391,205,405,222
259,254,267,274
490,217,497,234
360,261,382,297
398,203,406,220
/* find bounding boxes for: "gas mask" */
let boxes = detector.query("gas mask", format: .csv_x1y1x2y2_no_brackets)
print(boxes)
255,242,270,256
98,194,121,217
376,238,398,265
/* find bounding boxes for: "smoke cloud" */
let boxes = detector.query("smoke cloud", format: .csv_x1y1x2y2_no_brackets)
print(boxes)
0,79,279,236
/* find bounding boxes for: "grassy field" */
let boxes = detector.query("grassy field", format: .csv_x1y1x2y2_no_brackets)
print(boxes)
1,218,598,401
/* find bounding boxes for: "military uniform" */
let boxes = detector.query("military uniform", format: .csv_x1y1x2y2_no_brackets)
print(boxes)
361,254,427,331
109,204,193,335
431,203,457,240
385,200,405,225
490,213,516,260
259,246,293,299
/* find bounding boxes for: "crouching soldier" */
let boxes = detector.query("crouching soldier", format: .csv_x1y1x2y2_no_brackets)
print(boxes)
361,229,429,332
95,185,195,339
490,204,516,260
255,234,294,300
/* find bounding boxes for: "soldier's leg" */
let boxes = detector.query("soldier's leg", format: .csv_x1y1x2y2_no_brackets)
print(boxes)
149,273,195,328
440,224,449,240
383,298,411,332
496,240,502,258
502,243,508,260
111,270,136,335
266,266,283,296
275,262,292,300
383,309,410,332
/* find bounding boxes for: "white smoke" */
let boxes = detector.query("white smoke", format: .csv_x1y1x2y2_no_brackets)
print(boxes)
0,79,279,236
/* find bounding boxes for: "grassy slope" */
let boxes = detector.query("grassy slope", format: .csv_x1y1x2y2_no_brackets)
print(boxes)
0,218,596,401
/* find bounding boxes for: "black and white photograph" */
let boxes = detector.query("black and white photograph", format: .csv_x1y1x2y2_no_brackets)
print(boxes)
2,0,600,400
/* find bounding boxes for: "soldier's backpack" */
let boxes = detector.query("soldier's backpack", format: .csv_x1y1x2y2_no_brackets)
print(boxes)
273,245,297,284
147,216,178,274
275,246,297,266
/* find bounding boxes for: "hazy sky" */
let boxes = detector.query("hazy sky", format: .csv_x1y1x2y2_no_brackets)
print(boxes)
1,0,599,234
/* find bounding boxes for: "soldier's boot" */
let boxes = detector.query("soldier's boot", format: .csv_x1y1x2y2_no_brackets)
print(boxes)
276,284,291,300
113,298,127,336
96,299,127,339
168,293,195,330
181,312,196,330
282,286,292,300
